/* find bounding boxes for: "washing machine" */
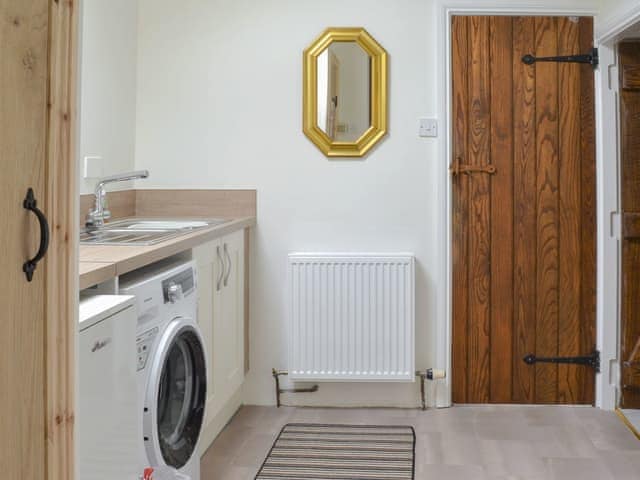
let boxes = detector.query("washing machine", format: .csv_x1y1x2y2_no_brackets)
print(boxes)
120,259,206,480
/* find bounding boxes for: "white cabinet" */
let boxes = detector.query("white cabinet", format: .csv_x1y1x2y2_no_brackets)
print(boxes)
78,295,140,480
194,229,245,453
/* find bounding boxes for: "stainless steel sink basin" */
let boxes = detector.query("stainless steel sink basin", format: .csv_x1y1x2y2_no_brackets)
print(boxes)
106,219,212,230
80,218,230,246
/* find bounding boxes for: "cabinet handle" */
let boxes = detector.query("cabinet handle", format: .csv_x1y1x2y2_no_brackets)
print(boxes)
23,188,50,282
223,242,232,287
216,245,224,291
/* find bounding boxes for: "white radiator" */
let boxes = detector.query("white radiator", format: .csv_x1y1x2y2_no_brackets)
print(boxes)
288,254,415,382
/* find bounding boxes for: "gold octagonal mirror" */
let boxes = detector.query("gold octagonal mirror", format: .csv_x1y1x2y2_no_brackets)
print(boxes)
303,28,388,158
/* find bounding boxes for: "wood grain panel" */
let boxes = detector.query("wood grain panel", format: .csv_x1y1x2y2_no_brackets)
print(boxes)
578,18,596,405
533,16,560,404
621,52,640,213
512,16,537,404
136,189,257,218
451,15,470,404
623,213,640,239
79,262,116,290
557,17,581,403
622,240,640,408
622,65,640,90
451,16,595,404
0,1,48,478
467,16,492,403
489,16,514,403
46,1,78,477
620,41,640,408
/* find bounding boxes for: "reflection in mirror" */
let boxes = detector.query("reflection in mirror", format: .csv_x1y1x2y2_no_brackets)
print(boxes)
316,42,371,142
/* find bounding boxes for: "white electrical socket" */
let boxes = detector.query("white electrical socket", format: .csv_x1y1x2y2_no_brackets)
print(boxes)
83,156,104,178
419,118,438,138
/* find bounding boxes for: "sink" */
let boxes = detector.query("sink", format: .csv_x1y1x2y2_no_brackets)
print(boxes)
108,219,212,230
80,218,230,246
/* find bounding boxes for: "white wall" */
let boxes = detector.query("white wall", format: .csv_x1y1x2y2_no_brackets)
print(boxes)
79,0,139,194
135,0,603,407
597,0,640,40
136,0,436,407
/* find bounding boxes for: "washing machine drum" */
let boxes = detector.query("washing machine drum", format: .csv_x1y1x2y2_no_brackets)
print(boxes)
148,320,206,470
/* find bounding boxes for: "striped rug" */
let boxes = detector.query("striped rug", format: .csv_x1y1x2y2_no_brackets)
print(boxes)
255,423,415,480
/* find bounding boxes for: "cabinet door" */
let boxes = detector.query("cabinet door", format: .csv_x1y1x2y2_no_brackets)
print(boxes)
193,240,224,423
220,230,245,393
194,231,246,454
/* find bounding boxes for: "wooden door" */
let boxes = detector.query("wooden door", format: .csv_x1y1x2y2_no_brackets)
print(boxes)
1,1,76,478
620,41,640,409
451,16,596,404
1,1,49,477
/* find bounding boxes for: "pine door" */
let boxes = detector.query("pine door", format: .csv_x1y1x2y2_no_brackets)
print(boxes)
1,0,76,477
1,0,49,477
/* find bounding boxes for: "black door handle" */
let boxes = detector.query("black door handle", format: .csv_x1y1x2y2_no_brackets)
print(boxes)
23,188,50,282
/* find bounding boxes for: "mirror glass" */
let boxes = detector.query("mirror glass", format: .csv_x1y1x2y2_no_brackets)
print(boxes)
316,42,371,142
303,28,387,157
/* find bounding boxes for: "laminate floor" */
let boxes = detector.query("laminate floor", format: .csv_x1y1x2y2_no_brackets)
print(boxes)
620,410,640,439
200,405,640,480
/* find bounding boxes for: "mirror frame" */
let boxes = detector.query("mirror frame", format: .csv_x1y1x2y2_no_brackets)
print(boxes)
303,27,388,158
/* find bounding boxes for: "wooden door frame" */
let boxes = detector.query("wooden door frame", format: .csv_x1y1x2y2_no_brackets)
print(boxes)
433,1,601,408
45,0,78,479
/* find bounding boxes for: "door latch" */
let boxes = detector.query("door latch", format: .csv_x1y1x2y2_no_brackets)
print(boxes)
450,156,497,176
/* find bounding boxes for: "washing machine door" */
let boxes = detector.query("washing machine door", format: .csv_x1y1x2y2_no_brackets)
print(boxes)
145,317,206,470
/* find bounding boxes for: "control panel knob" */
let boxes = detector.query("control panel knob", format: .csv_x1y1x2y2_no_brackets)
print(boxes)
166,282,183,303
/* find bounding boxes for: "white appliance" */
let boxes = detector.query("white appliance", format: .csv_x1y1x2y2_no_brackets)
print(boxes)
79,294,140,480
120,259,206,480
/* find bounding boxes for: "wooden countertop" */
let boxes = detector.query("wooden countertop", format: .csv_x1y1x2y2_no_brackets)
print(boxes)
79,216,255,289
79,262,117,289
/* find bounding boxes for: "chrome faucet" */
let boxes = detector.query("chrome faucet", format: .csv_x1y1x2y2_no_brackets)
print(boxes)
86,170,149,230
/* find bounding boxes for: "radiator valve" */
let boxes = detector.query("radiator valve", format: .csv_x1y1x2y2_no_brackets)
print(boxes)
426,368,446,380
416,368,447,410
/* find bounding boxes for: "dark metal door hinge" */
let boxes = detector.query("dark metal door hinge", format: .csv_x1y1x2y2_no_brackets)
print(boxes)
522,47,598,69
523,349,600,373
